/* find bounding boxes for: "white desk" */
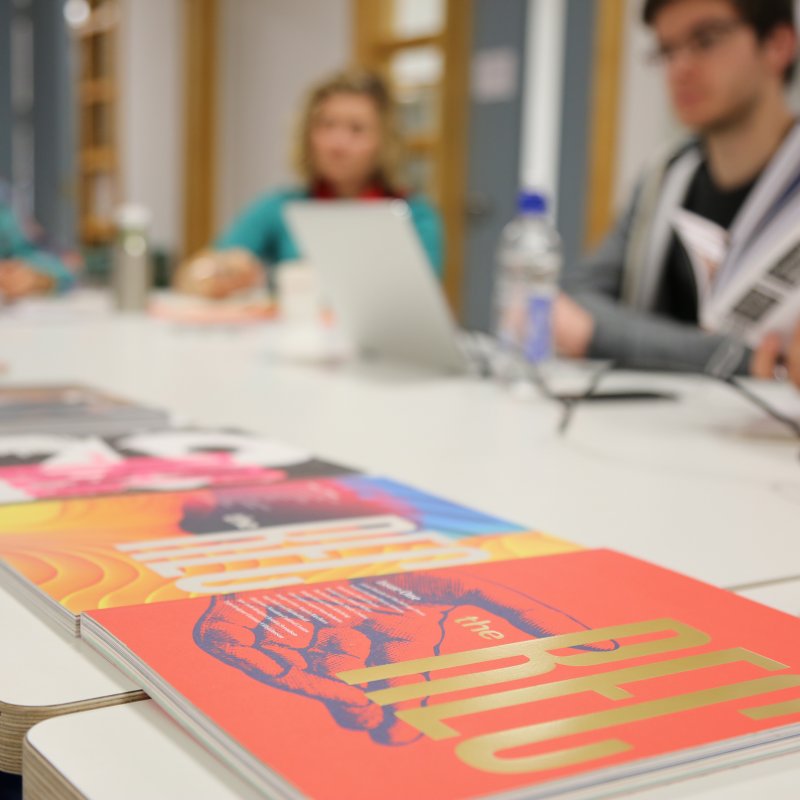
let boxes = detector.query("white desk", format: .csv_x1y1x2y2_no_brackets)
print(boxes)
1,310,799,792
736,577,800,617
2,313,798,588
24,702,260,800
0,585,142,773
0,318,800,586
24,700,800,800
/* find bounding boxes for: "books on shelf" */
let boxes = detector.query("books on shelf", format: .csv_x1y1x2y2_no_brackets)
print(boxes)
0,384,169,436
0,427,353,504
82,548,800,800
0,474,576,635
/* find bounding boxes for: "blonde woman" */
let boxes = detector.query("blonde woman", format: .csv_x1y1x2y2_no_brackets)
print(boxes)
176,69,443,299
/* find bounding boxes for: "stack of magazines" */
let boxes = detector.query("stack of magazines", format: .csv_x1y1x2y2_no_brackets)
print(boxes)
0,384,169,436
1,383,799,799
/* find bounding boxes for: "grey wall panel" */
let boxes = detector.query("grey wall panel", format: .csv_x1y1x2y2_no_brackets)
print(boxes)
0,0,12,179
32,0,76,247
557,0,596,273
461,0,528,332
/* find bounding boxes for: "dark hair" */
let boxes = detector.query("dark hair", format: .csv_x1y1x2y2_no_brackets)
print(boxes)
643,0,797,83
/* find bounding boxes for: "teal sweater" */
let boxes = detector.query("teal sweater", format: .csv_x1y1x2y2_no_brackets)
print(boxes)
215,188,444,278
0,202,75,292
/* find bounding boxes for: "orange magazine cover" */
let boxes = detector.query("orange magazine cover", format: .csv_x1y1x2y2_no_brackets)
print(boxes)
0,475,577,634
83,549,800,800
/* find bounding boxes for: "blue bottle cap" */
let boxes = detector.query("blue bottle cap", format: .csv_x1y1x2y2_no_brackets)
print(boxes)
518,190,548,215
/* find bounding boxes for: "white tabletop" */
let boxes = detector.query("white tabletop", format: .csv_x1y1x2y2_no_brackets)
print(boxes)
3,304,800,793
25,701,260,800
735,576,800,616
2,310,798,591
25,699,800,800
0,585,139,709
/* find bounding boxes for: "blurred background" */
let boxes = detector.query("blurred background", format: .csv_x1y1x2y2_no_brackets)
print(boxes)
2,0,799,329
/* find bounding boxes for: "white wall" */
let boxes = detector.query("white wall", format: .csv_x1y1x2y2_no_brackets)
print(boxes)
216,0,351,231
519,0,566,216
613,0,681,213
117,0,184,251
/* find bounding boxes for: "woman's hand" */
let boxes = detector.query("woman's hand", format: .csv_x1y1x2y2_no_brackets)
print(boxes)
0,260,55,300
174,249,264,299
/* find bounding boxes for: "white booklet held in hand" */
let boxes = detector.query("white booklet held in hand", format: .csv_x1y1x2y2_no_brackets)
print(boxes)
673,209,800,347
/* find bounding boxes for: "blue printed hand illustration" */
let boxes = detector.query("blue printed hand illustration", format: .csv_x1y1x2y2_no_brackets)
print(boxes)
194,570,611,745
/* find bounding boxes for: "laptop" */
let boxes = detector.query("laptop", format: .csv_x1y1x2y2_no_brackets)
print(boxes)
285,200,468,374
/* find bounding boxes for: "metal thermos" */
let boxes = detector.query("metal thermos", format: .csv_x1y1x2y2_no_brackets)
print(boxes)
112,204,153,311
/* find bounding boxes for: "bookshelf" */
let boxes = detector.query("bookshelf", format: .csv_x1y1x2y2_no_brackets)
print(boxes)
74,0,120,246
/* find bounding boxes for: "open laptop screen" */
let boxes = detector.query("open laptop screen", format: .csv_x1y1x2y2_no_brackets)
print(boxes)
286,201,467,373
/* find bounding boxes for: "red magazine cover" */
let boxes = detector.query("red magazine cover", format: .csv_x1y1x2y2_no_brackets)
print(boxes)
0,428,352,503
84,549,800,800
0,475,576,633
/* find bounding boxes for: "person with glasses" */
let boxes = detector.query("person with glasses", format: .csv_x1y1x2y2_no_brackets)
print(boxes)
174,68,443,299
556,0,800,390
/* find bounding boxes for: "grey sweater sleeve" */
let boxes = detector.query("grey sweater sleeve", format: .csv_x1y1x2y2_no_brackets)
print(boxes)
560,195,751,375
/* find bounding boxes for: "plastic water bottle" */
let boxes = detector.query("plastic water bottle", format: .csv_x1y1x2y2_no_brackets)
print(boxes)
492,190,563,365
112,204,153,311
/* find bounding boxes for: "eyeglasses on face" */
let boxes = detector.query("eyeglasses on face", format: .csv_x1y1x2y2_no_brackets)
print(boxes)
647,19,748,66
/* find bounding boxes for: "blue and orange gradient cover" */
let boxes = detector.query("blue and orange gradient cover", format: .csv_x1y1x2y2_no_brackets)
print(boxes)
83,549,800,800
0,475,577,626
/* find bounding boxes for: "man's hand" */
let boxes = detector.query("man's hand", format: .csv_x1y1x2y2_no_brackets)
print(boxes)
174,249,263,299
751,322,800,389
553,293,595,359
0,260,55,300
